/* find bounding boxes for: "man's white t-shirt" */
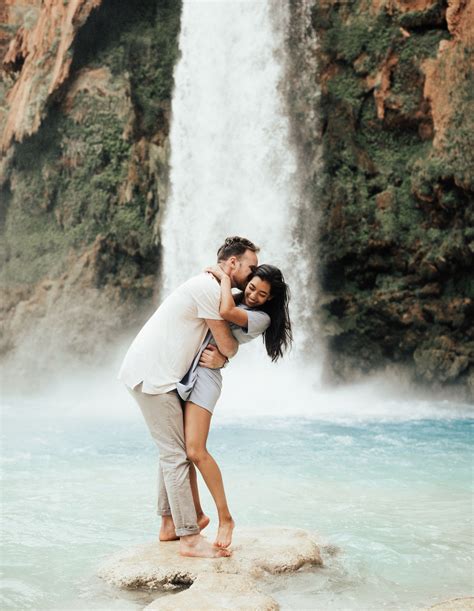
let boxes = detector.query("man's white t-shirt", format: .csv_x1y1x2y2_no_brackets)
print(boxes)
118,273,222,394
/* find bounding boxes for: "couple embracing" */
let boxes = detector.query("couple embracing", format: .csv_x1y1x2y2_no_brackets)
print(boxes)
118,236,292,558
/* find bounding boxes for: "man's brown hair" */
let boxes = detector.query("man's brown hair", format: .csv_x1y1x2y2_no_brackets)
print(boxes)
216,236,260,262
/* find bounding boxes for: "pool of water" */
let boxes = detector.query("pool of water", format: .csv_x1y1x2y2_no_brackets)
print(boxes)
1,384,473,610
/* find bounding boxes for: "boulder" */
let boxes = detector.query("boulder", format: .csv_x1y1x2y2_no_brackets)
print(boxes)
98,527,322,609
145,573,278,611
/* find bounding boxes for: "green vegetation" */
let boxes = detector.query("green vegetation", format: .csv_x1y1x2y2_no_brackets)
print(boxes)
316,3,463,278
1,0,182,288
72,0,181,137
293,0,473,386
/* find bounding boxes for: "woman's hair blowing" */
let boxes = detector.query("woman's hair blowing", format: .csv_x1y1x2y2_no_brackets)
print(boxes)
253,264,293,362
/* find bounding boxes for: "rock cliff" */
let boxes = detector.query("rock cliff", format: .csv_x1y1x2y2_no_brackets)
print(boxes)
288,0,474,396
0,0,181,383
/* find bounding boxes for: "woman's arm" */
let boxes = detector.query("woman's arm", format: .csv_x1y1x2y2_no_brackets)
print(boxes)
205,319,238,358
219,276,248,326
205,266,248,327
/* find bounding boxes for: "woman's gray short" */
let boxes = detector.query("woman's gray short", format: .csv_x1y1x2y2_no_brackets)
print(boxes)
185,366,222,414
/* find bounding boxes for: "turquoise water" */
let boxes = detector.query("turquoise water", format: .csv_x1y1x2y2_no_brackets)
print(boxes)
1,393,473,610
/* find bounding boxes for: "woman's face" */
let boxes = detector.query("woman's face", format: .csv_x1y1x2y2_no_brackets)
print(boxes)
244,276,272,307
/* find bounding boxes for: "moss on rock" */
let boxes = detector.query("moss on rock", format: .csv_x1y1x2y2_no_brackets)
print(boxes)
289,0,474,394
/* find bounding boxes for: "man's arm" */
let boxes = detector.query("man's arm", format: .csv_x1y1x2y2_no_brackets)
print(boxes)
199,344,228,369
205,319,239,358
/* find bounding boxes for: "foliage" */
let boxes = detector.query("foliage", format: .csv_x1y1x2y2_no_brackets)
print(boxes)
1,0,182,287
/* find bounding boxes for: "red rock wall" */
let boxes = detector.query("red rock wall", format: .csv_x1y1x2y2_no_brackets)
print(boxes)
1,0,101,150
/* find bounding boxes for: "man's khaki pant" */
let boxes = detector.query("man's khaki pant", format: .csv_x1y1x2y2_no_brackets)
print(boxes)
129,385,199,537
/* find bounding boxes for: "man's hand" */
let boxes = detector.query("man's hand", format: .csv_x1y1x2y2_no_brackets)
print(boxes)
199,344,228,369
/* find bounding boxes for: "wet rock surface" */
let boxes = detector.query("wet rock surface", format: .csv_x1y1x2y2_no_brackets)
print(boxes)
98,527,322,610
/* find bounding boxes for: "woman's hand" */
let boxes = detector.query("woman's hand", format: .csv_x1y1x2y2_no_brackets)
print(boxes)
205,265,229,283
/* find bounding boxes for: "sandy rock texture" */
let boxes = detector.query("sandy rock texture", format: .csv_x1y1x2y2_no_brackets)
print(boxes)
145,574,278,611
98,527,322,610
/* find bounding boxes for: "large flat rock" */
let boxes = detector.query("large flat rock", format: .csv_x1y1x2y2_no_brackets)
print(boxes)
98,527,322,609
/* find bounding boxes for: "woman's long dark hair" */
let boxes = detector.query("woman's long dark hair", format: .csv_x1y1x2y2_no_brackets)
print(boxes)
251,264,293,362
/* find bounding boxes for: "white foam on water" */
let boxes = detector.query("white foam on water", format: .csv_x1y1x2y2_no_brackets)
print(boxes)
3,356,470,424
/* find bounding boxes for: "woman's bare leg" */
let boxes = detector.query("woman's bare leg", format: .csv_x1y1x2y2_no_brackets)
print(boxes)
184,402,235,548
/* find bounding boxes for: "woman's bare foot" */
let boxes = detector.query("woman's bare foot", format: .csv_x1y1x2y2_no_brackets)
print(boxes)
159,514,210,541
214,517,235,548
180,534,231,558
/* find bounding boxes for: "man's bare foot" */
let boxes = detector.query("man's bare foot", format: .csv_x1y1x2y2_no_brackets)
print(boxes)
159,514,210,541
159,515,179,541
197,513,210,532
180,534,231,558
214,517,235,548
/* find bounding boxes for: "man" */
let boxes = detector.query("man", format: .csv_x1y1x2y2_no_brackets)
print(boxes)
118,236,259,558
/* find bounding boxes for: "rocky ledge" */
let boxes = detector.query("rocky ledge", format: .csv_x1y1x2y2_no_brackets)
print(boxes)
98,527,323,610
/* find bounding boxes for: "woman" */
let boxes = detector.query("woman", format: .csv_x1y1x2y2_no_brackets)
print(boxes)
177,264,293,549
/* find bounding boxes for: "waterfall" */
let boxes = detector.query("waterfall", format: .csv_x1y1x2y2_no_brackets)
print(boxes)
157,0,467,423
160,0,319,419
162,0,306,312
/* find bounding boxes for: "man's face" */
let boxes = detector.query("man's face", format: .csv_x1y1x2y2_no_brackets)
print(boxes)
230,249,258,290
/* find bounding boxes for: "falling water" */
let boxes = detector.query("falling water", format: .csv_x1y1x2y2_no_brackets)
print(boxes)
160,0,322,423
162,0,305,304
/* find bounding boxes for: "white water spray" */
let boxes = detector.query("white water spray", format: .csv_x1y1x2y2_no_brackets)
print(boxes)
160,0,323,418
162,0,304,295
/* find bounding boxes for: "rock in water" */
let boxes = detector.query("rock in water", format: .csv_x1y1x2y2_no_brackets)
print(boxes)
98,527,322,609
145,573,278,611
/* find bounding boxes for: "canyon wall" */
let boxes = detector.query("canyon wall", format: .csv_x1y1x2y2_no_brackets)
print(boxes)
0,0,181,383
288,0,473,396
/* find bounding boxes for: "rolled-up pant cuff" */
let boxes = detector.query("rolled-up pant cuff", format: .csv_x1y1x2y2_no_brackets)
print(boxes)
159,511,172,517
175,526,200,537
